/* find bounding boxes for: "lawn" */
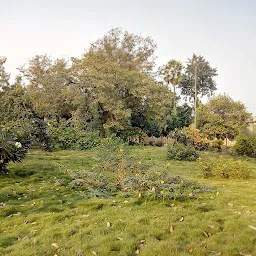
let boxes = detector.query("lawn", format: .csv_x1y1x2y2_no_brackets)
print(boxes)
0,146,256,256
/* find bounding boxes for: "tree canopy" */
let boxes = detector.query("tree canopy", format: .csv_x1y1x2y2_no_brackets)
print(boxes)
161,60,183,113
3,28,253,145
197,94,251,138
71,29,171,137
179,54,218,101
19,55,75,119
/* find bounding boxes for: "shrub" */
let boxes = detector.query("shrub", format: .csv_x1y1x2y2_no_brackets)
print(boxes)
185,126,210,151
48,119,101,150
233,133,256,158
75,132,101,150
148,141,155,146
113,126,147,142
198,155,251,179
94,134,127,181
67,168,213,201
170,128,191,145
170,127,210,151
122,172,212,201
0,130,30,174
155,141,164,147
211,139,224,151
167,142,199,161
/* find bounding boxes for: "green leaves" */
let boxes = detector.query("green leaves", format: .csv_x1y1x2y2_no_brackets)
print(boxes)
197,95,251,138
0,130,30,174
71,30,171,137
179,54,218,100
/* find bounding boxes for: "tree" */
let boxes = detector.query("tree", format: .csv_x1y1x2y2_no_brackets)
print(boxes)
72,52,171,137
179,54,218,128
0,82,34,134
72,29,171,137
164,103,193,134
0,56,10,89
89,28,157,72
161,60,183,113
0,78,52,150
197,94,251,138
19,55,75,119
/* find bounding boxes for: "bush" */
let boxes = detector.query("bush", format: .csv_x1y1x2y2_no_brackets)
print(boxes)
67,166,213,201
0,130,30,174
185,126,210,151
155,141,164,147
170,128,190,145
122,172,212,201
148,141,155,146
167,142,199,161
211,139,224,151
198,155,251,179
48,119,101,150
233,133,256,158
170,127,210,151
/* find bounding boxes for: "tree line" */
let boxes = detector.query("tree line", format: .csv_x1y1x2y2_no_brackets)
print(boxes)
0,28,251,148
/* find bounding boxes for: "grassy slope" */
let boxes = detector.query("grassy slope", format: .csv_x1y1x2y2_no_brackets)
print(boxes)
0,146,255,256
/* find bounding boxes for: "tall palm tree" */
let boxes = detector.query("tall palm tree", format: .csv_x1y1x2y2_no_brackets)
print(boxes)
162,60,183,114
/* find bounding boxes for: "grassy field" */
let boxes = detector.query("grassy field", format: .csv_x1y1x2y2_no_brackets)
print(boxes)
0,146,256,256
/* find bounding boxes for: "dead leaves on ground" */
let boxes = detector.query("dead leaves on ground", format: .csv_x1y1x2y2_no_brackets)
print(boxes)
169,225,174,233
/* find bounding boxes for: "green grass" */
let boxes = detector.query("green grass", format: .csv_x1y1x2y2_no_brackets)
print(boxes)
0,146,256,256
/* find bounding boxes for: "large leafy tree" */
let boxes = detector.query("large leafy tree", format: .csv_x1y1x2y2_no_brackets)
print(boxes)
0,77,52,150
161,60,183,113
179,54,218,127
197,94,251,138
89,28,157,72
19,55,75,119
72,29,171,137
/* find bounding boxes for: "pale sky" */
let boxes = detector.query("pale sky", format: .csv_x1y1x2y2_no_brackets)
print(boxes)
1,0,256,114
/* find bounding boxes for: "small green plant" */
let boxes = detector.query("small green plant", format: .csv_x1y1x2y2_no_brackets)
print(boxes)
211,139,224,151
167,142,199,161
0,130,30,174
198,155,251,179
233,133,256,158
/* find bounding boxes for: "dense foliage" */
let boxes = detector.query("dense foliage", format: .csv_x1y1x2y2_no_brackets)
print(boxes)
198,155,251,179
167,142,199,161
179,54,218,101
0,28,253,171
48,119,101,150
197,95,251,138
0,130,30,173
170,126,210,151
233,132,256,158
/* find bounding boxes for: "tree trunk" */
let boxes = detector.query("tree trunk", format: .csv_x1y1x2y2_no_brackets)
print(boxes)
173,85,176,115
98,102,109,138
194,62,198,129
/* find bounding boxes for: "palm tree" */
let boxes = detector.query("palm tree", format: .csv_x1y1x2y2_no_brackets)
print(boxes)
162,60,183,114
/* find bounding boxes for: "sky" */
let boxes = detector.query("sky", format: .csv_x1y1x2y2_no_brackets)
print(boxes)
1,0,256,115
